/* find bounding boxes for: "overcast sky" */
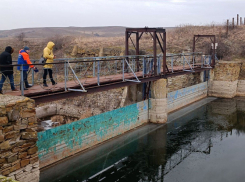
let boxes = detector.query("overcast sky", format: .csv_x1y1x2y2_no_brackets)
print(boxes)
1,0,244,30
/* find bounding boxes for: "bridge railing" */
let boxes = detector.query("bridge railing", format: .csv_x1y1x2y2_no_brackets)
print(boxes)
0,53,211,95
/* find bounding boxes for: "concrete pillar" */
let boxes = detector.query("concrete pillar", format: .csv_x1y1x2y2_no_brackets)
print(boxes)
149,79,168,123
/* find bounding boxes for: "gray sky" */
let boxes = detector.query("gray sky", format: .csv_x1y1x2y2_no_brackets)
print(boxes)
1,0,244,30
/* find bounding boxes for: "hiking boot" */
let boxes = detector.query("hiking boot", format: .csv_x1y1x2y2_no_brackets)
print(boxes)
43,83,48,87
12,88,19,92
52,82,57,85
26,85,32,88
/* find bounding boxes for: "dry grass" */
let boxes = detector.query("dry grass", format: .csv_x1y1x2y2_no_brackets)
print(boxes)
1,24,245,61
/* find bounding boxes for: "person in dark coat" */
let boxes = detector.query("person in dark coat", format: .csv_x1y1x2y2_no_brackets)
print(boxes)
0,46,18,94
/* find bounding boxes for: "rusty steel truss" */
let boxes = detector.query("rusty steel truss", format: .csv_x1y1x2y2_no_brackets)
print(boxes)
193,35,216,67
125,27,168,76
0,29,216,105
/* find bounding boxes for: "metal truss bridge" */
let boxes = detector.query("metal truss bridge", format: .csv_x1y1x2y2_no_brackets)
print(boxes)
0,28,216,105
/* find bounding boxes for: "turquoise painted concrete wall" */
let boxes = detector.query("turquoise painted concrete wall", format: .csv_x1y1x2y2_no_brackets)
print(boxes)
37,100,149,168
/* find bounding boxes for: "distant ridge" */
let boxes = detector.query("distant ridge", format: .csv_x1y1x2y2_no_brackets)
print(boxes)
0,26,126,38
0,26,175,39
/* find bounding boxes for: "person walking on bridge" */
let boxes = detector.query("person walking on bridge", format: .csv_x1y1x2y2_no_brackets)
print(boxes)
42,41,57,87
0,46,18,94
17,46,37,90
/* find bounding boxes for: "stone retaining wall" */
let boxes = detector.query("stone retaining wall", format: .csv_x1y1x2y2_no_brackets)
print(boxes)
0,96,39,182
208,61,243,98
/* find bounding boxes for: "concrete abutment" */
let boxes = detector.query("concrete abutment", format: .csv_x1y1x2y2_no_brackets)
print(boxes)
150,79,168,124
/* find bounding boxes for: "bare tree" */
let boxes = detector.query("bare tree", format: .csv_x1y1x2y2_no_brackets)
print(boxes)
16,32,25,42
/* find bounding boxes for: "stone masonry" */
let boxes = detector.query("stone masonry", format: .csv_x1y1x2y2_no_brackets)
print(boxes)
208,61,242,98
0,95,39,182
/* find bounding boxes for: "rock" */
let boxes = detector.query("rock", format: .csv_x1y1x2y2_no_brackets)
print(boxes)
20,109,36,118
8,109,20,121
5,131,19,140
21,159,30,168
21,142,35,148
0,158,6,164
28,117,37,124
24,164,32,172
10,162,20,172
13,125,20,131
21,132,37,140
0,135,4,142
51,115,64,123
30,156,38,164
0,117,8,126
0,141,10,150
27,146,38,155
7,155,18,163
18,152,27,159
1,168,11,176
3,126,13,133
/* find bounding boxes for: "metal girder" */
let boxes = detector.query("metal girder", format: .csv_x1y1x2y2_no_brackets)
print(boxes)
193,35,216,67
31,66,211,105
32,76,160,106
126,28,166,33
125,27,167,76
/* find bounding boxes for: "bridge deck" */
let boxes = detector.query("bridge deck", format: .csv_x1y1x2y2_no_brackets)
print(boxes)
4,65,210,105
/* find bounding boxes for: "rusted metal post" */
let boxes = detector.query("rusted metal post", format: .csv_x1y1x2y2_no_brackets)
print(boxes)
153,31,157,76
163,32,166,76
227,19,229,35
192,36,196,53
237,14,239,26
125,30,129,56
136,32,140,71
125,30,129,72
232,18,235,28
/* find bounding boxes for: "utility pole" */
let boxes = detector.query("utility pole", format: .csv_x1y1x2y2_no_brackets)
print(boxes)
237,14,239,26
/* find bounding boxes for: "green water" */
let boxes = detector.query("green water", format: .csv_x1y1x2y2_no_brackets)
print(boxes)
40,98,245,182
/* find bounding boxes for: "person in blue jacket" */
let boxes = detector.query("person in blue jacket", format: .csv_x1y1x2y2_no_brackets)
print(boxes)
17,46,37,90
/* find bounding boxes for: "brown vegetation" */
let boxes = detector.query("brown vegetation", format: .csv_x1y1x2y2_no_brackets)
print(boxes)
0,24,245,61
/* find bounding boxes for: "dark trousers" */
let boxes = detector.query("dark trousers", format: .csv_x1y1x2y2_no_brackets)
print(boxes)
23,71,29,87
19,71,29,89
43,69,55,84
0,74,15,91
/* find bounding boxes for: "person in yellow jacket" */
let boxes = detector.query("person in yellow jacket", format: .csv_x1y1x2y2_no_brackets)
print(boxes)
43,41,57,87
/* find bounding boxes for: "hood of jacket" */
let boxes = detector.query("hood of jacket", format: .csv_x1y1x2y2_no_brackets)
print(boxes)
47,42,55,50
5,46,13,54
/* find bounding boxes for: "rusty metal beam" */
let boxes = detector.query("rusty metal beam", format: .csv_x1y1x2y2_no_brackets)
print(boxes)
125,31,129,56
32,76,160,105
195,35,216,37
163,32,167,75
126,28,166,33
153,31,157,75
193,35,216,67
32,66,211,105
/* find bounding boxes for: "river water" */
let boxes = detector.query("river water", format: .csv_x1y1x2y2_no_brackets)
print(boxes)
40,98,245,182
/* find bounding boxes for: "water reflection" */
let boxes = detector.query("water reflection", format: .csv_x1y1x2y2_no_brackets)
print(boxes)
41,98,245,182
